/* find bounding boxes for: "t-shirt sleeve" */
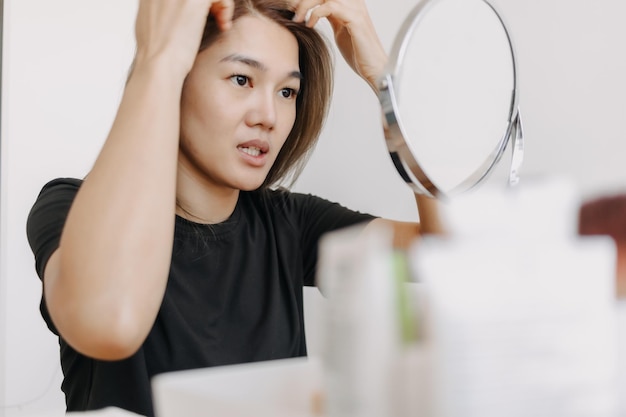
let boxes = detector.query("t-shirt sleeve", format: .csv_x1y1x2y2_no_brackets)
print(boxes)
285,192,377,286
26,177,82,333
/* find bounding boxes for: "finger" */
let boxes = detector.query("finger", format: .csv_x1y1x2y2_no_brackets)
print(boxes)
305,2,335,28
307,1,363,30
292,0,323,23
210,0,235,31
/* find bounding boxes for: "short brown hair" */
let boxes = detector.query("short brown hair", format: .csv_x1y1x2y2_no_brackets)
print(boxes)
199,0,334,189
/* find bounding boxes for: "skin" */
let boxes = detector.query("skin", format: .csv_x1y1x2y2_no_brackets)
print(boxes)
175,15,302,223
291,0,388,92
42,0,443,361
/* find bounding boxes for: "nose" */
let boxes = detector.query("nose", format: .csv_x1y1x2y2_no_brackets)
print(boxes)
246,89,277,130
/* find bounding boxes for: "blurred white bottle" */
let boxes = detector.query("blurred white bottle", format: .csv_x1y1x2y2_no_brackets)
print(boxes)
317,222,403,417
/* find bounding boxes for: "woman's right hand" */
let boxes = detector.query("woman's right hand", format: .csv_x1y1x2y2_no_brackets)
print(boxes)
134,0,234,79
46,0,233,362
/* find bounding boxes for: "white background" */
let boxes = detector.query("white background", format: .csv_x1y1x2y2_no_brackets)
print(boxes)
1,0,626,415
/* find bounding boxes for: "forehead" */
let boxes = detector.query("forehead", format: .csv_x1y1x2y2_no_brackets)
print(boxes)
203,15,300,69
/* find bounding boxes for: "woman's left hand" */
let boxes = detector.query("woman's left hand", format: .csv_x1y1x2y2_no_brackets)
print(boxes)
291,0,387,92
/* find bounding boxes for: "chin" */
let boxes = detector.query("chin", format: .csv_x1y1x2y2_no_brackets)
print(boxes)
235,178,267,192
227,168,272,192
239,184,263,192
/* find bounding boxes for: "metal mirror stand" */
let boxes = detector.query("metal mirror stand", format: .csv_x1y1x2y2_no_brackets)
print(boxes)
378,0,524,200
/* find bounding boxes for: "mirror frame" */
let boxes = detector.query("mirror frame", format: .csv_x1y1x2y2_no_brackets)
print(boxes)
378,0,524,200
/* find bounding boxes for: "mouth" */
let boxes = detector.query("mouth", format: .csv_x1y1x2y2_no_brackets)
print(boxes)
237,146,264,157
237,140,270,167
237,139,270,157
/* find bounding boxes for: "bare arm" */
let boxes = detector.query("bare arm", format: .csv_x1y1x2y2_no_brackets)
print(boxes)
292,0,445,244
367,195,445,250
44,0,234,360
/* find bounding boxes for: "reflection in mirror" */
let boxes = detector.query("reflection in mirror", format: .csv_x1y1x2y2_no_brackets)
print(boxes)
379,0,523,199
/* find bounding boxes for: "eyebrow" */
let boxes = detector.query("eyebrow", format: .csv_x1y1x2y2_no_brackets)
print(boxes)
220,54,303,80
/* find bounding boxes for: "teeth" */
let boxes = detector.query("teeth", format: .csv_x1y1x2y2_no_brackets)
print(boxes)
240,146,261,157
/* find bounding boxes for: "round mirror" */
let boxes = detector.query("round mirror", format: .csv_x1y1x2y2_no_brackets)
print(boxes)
378,0,523,200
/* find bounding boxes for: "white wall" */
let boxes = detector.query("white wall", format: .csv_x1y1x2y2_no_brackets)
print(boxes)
495,0,626,199
2,0,626,415
1,1,137,415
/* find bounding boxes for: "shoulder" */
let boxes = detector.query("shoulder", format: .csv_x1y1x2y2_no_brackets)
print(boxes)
30,177,83,210
246,187,333,213
36,177,83,197
29,177,84,210
26,177,84,280
247,187,375,229
27,177,83,241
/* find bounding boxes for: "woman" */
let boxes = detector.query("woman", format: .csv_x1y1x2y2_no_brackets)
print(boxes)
26,0,440,415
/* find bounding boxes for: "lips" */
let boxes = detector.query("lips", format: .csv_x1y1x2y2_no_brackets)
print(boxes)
237,139,269,155
239,146,262,156
237,139,270,166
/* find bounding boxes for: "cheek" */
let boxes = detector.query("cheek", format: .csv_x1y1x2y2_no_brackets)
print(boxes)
183,90,221,123
181,73,230,122
277,106,297,142
181,90,232,144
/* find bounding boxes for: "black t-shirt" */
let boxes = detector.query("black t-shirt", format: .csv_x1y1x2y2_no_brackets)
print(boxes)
26,178,374,417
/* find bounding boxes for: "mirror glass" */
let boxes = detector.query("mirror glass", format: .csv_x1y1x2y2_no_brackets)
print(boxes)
379,0,522,199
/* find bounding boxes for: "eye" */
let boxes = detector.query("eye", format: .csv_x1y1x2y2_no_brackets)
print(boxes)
280,88,298,99
230,74,250,87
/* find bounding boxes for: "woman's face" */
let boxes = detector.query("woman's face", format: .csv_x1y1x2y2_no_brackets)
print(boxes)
179,15,301,192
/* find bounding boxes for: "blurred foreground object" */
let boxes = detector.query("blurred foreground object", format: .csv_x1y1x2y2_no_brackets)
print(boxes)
317,222,405,417
579,193,626,298
411,177,620,417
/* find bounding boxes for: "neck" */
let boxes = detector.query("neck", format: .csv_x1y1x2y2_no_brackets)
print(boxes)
175,199,238,224
175,167,240,225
